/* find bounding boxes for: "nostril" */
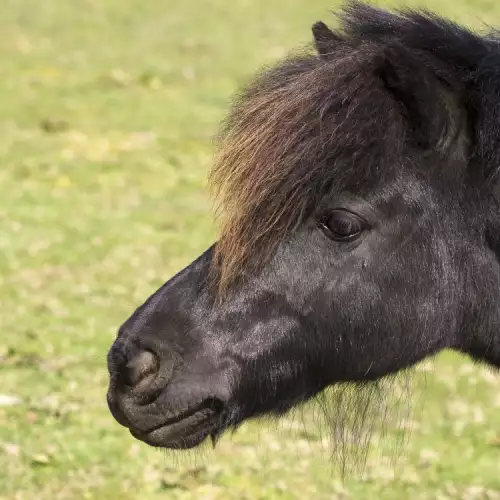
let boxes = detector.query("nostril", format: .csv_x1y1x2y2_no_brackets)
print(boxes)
124,351,159,389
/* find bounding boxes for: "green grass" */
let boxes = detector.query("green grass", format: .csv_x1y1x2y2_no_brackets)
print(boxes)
1,0,500,498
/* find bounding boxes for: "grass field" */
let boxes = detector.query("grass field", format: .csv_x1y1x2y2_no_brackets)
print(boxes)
1,0,500,498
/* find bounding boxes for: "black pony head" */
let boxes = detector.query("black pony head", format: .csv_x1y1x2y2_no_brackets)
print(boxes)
107,2,500,464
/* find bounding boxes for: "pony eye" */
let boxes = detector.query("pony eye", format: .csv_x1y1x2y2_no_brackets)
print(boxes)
318,210,366,242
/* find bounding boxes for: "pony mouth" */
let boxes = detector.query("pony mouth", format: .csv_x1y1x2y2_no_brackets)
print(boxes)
129,399,223,449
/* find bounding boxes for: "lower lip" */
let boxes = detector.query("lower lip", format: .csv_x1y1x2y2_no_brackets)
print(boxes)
130,408,217,449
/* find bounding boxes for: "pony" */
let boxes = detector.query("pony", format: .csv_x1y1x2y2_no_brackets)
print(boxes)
106,1,500,463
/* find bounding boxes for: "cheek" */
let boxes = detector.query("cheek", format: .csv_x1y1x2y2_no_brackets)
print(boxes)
330,271,383,326
328,253,451,340
229,316,303,358
210,288,307,362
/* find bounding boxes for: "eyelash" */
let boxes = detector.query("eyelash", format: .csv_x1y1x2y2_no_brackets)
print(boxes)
317,209,368,242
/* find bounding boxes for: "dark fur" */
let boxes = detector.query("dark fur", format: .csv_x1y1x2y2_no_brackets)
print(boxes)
107,1,500,468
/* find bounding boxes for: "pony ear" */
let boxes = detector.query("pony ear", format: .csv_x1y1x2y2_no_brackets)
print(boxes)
312,21,345,58
376,44,452,150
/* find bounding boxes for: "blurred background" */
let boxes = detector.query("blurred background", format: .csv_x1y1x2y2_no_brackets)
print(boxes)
1,0,500,498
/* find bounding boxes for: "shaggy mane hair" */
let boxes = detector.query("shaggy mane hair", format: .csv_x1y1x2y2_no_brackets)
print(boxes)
209,0,500,294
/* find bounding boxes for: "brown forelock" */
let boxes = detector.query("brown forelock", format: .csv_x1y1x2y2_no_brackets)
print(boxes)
209,45,404,295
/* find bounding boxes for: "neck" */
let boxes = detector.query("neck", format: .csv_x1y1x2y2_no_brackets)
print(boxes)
459,262,500,369
465,338,500,368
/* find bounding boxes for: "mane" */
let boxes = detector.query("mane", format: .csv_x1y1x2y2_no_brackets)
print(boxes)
209,1,500,294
